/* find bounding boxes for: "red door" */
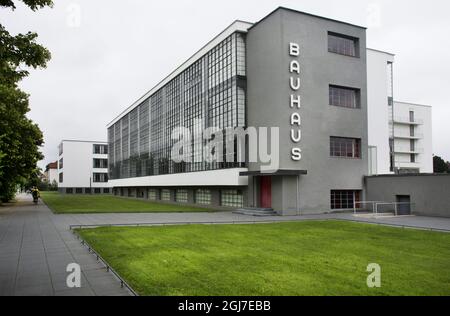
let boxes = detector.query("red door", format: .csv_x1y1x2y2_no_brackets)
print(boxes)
260,176,272,208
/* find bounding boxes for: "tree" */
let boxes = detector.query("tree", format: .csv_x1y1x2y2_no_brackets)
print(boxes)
0,0,52,202
433,155,450,174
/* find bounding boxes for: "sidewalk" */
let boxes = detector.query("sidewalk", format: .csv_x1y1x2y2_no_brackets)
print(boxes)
0,194,130,296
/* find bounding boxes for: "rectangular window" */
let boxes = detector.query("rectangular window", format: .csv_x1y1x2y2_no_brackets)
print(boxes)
176,189,188,203
93,144,108,155
409,111,415,123
93,173,108,183
148,189,158,200
161,189,171,201
410,126,415,137
221,190,243,208
103,188,110,194
328,32,359,57
94,188,101,194
85,188,91,194
329,85,360,108
331,190,361,210
59,158,63,169
59,173,63,183
66,188,73,194
330,137,361,158
411,154,416,163
93,158,108,169
195,189,212,205
75,188,83,194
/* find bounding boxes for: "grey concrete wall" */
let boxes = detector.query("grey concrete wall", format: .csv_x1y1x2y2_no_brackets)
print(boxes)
365,174,450,217
246,8,368,214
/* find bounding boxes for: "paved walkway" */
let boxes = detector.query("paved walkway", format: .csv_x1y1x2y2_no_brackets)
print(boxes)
0,195,130,296
1,194,449,296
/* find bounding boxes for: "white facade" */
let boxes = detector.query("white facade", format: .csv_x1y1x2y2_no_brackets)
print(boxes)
393,101,433,173
367,49,433,174
367,49,395,175
44,167,58,185
58,140,111,193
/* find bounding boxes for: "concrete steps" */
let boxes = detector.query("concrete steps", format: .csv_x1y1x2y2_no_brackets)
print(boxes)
233,207,278,217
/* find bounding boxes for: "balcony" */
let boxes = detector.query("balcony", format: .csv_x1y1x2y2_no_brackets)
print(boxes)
393,116,423,125
394,147,423,154
394,132,423,140
395,161,421,169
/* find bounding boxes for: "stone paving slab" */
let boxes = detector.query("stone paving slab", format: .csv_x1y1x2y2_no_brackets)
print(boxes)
0,194,130,296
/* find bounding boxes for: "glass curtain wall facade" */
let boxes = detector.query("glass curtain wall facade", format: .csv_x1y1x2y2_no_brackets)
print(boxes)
108,32,246,180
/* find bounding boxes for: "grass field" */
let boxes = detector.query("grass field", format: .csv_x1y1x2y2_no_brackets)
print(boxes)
41,192,215,214
77,220,450,296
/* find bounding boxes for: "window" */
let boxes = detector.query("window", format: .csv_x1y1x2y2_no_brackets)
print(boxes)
331,190,361,210
94,188,101,194
93,144,108,155
410,140,415,152
75,188,83,194
176,189,188,203
59,143,63,156
221,190,243,208
410,126,415,137
411,154,416,163
328,32,359,57
93,173,108,183
59,173,63,183
195,189,212,205
59,158,63,169
85,188,91,194
330,137,361,158
409,111,415,123
329,85,360,109
103,188,110,194
93,158,108,169
66,188,73,194
161,189,171,201
148,189,158,200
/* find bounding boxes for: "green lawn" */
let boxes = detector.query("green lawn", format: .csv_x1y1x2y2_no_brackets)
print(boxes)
77,221,450,296
41,192,215,214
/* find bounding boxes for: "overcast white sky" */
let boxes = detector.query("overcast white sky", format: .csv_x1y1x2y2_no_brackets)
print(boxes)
1,0,449,168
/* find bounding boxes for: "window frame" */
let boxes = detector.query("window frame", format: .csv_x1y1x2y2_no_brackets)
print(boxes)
327,32,360,58
329,85,361,109
330,137,362,159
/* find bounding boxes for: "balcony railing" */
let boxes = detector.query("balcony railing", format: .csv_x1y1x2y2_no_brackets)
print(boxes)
394,133,423,139
394,147,423,154
393,116,424,125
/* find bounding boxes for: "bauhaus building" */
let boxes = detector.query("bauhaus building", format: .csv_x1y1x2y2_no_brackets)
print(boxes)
106,7,433,215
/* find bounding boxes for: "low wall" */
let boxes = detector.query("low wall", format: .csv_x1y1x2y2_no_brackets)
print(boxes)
365,174,450,218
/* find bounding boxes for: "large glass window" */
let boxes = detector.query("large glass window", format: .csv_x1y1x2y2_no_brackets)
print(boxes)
331,190,361,209
161,189,171,201
107,32,247,180
93,173,108,183
221,190,243,208
330,137,361,158
195,189,212,205
93,144,108,155
176,190,188,203
59,173,63,183
148,189,158,200
328,32,359,57
329,85,360,109
93,159,108,169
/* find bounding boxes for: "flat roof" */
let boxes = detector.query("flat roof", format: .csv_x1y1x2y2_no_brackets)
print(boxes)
366,173,449,178
394,101,432,108
106,20,253,128
249,6,366,31
61,139,107,144
367,47,395,56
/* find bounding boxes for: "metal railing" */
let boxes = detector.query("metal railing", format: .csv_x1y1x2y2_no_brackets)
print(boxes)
354,201,414,216
70,228,139,296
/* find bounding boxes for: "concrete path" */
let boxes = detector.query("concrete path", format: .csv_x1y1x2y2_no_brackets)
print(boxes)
1,194,449,296
0,194,130,296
